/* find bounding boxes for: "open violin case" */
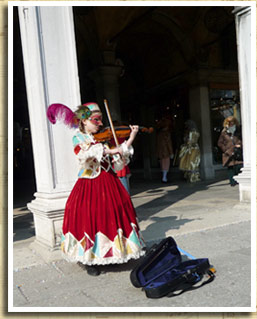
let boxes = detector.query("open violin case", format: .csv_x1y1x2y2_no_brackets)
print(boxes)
130,237,215,299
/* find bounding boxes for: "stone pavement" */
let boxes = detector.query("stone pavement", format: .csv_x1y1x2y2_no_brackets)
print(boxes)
11,169,253,310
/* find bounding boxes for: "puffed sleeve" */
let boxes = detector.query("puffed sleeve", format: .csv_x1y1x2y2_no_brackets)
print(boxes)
72,133,104,165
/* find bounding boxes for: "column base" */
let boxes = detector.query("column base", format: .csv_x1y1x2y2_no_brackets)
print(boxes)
27,191,69,248
233,166,251,202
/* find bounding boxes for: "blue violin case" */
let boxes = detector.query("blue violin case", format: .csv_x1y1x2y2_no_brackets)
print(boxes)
130,237,215,299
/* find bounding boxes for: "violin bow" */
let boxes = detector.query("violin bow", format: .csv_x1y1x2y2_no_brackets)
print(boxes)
103,99,120,147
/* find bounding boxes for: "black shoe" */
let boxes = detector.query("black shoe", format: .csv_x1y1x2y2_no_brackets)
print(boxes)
85,265,100,276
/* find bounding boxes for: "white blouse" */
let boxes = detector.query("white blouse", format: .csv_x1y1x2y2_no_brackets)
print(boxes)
72,130,133,179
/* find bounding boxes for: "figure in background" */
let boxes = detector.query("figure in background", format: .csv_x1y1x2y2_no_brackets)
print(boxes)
156,114,174,183
178,119,201,182
217,116,243,186
47,102,145,276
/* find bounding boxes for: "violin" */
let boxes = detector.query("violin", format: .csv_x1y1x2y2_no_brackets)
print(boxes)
93,125,154,142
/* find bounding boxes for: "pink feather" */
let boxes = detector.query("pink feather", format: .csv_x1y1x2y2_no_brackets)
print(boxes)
47,103,78,128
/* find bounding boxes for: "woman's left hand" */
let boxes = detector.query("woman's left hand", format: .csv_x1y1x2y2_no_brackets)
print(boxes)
129,125,139,138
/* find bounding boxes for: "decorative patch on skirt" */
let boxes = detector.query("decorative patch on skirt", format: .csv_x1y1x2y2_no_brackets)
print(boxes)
61,225,145,265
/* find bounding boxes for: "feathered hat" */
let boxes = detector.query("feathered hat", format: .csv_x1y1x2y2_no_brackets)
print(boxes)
47,102,101,129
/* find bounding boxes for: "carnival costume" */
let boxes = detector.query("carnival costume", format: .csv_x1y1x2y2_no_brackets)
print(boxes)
217,116,243,186
179,120,201,182
156,118,173,160
47,102,145,266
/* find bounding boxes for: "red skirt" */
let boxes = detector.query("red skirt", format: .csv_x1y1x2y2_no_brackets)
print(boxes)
61,169,145,265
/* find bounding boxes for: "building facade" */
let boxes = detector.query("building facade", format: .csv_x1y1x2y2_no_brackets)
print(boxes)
15,5,253,250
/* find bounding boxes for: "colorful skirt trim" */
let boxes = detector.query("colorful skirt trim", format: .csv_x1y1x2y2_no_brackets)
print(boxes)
61,225,145,265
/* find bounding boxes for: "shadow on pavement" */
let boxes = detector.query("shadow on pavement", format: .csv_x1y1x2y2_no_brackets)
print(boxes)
13,169,229,243
13,210,35,242
129,168,229,240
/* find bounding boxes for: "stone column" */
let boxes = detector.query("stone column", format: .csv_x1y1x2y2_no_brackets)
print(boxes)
88,51,122,121
189,84,215,180
18,6,81,250
233,6,252,202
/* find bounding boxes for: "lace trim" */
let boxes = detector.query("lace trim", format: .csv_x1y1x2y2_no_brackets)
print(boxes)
61,250,146,266
121,142,134,157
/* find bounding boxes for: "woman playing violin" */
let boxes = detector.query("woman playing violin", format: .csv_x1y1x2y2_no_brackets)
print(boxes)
60,103,145,276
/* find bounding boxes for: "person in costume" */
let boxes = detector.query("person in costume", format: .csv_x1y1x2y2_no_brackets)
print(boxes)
156,115,174,183
178,120,201,183
47,102,145,276
217,116,243,186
